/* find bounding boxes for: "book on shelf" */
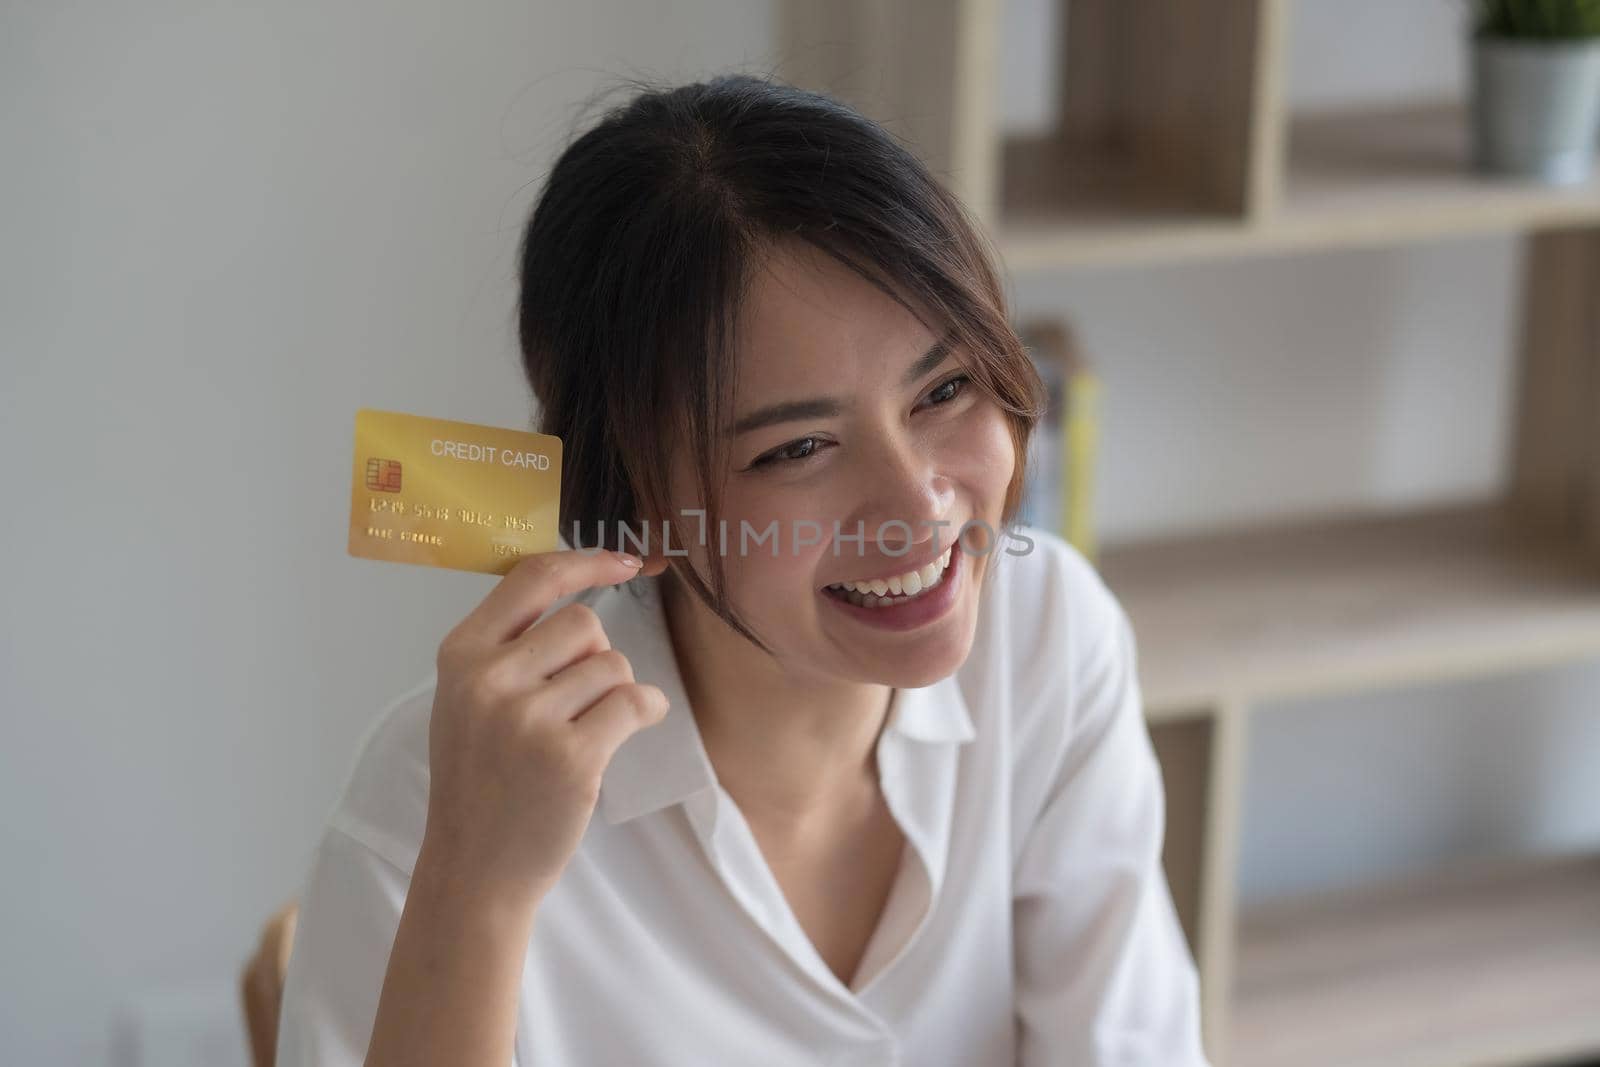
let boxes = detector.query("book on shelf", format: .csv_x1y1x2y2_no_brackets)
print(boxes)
1015,317,1101,565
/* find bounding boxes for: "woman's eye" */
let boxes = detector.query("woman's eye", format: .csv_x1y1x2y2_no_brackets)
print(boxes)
923,373,971,407
744,377,969,471
751,436,822,468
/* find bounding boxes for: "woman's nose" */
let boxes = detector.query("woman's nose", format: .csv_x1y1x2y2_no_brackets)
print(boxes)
855,435,955,551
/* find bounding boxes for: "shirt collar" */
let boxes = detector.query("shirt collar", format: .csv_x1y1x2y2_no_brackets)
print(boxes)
594,575,976,827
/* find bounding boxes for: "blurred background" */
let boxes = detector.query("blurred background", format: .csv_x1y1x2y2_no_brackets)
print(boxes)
5,1,1600,1065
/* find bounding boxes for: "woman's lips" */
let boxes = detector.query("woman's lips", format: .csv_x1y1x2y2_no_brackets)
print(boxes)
818,540,963,632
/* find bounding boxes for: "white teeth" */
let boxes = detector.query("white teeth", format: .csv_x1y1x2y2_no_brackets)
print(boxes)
826,545,955,604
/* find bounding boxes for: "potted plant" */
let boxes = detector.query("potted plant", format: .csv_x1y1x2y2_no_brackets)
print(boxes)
1470,0,1600,183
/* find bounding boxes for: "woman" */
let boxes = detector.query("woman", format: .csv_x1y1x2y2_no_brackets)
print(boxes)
276,73,1208,1066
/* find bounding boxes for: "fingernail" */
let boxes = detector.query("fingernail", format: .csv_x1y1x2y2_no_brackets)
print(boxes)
615,552,643,568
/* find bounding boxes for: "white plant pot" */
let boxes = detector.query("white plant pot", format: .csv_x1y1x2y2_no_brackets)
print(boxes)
1471,35,1600,184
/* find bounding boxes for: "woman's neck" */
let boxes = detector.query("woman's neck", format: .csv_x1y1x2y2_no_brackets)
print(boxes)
659,571,893,826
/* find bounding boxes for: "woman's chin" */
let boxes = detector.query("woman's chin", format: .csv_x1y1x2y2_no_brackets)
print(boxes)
881,658,966,689
855,613,977,688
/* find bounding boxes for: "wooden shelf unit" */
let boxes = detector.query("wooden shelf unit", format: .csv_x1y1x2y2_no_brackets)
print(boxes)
1105,499,1600,1064
776,2,1600,1065
1232,851,1600,1067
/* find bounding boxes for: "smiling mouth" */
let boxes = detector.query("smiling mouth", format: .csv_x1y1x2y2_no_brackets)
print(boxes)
822,545,955,609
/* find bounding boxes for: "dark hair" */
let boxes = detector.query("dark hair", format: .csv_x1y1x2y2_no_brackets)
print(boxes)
517,72,1043,651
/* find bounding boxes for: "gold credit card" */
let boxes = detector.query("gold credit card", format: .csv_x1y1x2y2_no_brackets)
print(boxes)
348,408,562,575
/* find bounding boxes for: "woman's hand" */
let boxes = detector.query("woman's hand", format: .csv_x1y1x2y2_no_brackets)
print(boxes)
419,547,670,908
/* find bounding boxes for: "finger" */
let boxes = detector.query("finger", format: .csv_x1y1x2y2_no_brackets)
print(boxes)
481,600,611,685
571,683,669,764
531,649,635,723
460,548,643,647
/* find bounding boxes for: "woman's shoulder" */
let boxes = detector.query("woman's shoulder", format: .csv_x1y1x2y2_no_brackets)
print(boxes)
962,523,1137,746
318,672,438,877
969,523,1127,678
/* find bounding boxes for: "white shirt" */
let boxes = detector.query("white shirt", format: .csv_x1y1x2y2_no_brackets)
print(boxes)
276,525,1209,1066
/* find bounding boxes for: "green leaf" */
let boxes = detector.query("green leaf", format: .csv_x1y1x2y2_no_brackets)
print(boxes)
1475,0,1600,37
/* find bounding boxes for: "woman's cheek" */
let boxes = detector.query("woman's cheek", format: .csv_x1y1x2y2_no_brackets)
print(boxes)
944,404,1015,507
718,487,827,601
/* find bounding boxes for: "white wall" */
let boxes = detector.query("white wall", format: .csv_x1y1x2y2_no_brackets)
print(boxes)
3,3,773,1064
5,1,1599,1063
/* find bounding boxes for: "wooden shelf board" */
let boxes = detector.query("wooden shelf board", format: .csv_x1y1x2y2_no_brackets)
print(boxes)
1229,851,1600,1067
1094,499,1600,719
996,212,1266,272
993,99,1600,271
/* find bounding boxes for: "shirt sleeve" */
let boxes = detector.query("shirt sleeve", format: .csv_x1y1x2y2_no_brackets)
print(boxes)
274,824,521,1067
1012,590,1211,1067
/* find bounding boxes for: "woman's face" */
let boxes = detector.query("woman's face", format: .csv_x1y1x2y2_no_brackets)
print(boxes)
662,238,1016,690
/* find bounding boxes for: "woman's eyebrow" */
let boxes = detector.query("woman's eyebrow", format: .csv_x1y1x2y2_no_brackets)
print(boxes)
731,331,956,437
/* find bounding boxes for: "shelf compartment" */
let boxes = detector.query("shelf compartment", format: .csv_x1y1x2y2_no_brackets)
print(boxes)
996,0,1264,226
1280,99,1600,243
1095,499,1600,719
1229,850,1600,1067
